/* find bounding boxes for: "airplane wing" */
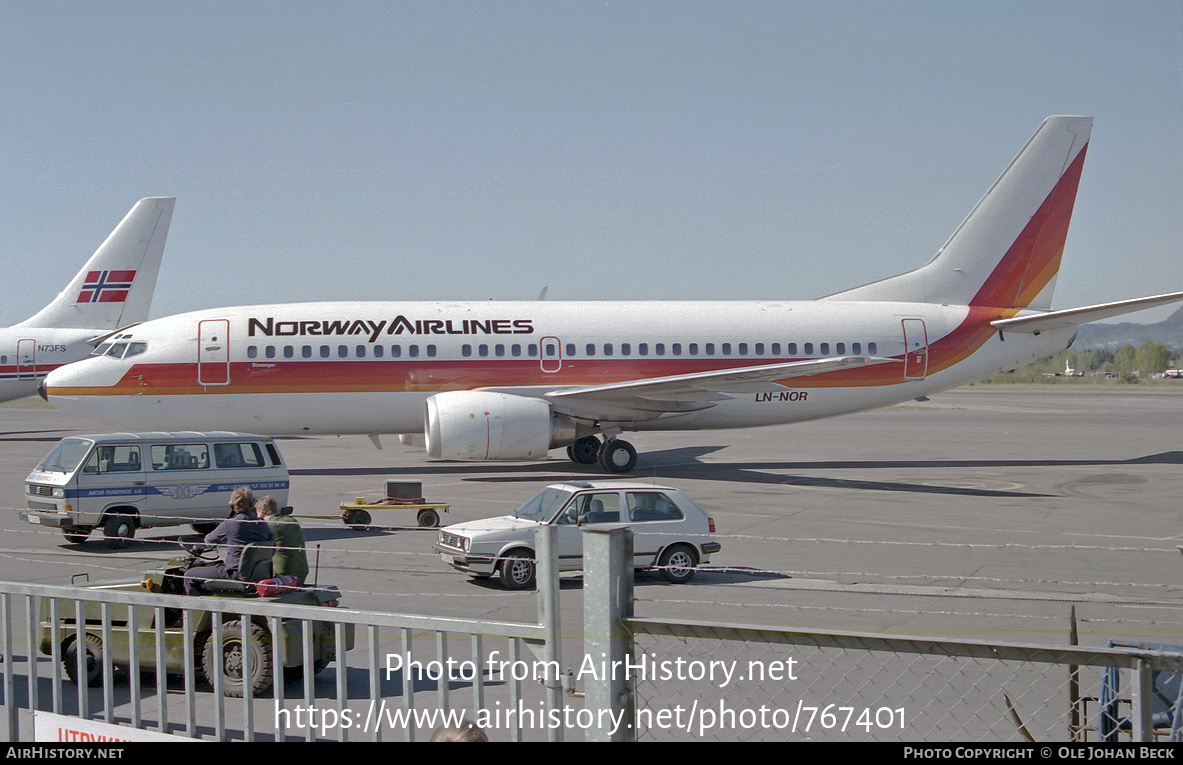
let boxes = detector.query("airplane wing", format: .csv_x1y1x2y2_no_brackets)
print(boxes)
990,292,1183,334
491,356,898,421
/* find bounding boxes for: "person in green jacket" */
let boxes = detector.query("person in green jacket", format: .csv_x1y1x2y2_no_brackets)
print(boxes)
256,495,309,583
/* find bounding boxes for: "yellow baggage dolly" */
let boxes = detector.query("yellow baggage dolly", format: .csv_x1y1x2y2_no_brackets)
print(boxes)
334,480,449,529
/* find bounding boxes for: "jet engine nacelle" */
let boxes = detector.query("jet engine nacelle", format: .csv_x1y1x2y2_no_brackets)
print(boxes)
424,391,577,461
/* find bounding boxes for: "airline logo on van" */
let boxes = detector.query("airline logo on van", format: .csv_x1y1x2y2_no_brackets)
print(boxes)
156,484,213,500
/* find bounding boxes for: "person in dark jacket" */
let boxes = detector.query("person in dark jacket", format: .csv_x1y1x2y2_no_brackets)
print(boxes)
183,486,274,595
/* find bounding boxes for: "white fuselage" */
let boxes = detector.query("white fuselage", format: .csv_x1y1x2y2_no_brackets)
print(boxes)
0,326,111,403
42,299,1073,436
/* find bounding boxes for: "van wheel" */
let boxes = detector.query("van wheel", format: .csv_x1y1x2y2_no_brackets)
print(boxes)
64,633,103,686
202,619,273,697
61,527,91,544
103,515,136,547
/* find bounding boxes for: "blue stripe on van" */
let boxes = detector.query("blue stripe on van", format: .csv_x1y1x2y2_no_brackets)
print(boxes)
65,481,289,500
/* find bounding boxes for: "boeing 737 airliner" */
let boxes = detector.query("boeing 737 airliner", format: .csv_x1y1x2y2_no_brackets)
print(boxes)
0,198,174,403
40,119,1182,472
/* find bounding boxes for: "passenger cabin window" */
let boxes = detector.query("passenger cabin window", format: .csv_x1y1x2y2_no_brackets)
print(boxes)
151,444,210,470
214,442,265,468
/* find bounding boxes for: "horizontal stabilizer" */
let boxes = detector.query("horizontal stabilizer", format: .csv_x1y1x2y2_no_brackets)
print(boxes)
990,292,1183,334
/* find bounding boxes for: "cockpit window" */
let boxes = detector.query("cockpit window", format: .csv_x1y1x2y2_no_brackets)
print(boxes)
124,342,147,359
91,342,112,357
106,342,128,358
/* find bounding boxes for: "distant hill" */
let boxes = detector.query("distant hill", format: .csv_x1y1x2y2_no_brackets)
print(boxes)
1074,305,1183,350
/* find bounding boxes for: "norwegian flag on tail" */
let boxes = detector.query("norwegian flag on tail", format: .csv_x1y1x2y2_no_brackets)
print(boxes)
76,270,136,303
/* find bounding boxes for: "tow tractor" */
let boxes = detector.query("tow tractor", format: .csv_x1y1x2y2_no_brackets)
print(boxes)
39,540,354,697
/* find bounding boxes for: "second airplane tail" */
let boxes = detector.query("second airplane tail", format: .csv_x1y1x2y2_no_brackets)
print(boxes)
18,197,175,330
825,116,1093,312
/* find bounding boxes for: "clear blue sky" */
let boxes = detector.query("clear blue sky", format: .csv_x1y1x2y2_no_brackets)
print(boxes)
1,0,1180,325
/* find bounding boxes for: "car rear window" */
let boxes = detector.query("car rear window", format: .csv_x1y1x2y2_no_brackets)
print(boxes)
626,492,684,522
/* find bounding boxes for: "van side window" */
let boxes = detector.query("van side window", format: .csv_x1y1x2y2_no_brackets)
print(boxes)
266,444,282,466
84,445,141,473
214,443,265,468
151,444,210,470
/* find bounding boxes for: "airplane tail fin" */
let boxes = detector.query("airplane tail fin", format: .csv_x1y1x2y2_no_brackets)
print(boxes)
18,197,175,330
825,116,1092,311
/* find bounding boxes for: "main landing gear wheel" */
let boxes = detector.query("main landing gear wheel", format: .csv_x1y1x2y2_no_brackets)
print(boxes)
566,436,601,465
598,440,637,474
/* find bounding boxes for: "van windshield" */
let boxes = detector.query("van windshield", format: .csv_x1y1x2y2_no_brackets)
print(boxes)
512,486,577,523
35,438,93,474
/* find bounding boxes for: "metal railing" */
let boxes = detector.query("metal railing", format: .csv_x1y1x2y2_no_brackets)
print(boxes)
0,528,565,742
3,525,1182,742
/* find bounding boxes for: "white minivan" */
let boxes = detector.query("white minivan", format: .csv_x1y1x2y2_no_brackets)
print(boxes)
23,432,289,545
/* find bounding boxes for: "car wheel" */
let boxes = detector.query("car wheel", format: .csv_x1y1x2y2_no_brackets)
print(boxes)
499,550,536,590
657,544,699,584
64,633,103,686
103,515,136,547
202,619,274,697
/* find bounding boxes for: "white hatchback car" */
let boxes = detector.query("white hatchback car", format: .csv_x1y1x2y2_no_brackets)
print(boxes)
435,481,720,589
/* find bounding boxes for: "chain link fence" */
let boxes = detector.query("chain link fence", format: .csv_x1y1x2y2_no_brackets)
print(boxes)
625,619,1183,742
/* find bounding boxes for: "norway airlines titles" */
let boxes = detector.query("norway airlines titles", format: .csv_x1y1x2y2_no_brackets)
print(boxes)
41,119,1183,472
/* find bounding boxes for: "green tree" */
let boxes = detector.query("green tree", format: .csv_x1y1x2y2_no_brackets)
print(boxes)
1115,345,1138,381
1134,342,1170,376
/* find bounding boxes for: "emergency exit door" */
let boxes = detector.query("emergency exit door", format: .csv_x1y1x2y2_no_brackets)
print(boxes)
540,336,563,373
